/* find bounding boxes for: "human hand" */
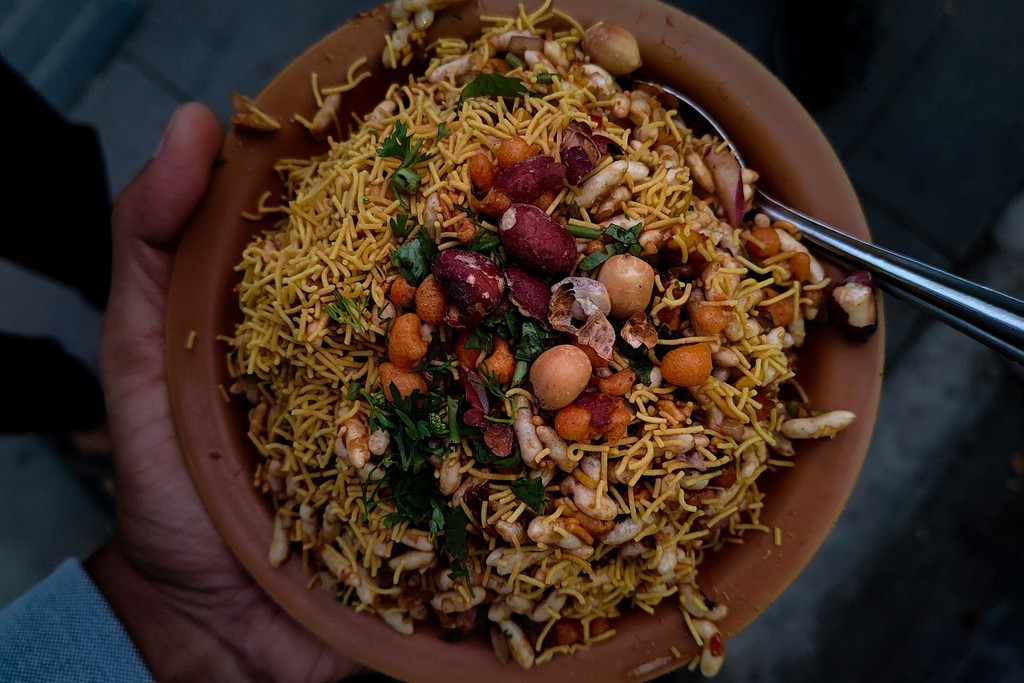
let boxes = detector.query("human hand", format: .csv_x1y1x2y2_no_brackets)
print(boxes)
87,102,361,683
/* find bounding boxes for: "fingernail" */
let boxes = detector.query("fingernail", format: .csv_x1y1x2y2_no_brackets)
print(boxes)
153,104,186,158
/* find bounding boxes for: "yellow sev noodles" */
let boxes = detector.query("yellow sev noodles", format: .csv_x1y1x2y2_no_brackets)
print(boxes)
226,1,853,675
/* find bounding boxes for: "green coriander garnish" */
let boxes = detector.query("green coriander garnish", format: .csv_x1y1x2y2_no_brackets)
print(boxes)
376,120,434,208
459,72,529,105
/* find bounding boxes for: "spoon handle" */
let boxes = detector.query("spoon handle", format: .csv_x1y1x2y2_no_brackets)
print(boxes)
755,190,1024,366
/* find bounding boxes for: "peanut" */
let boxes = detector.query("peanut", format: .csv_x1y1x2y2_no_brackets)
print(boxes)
589,616,611,637
497,136,536,168
596,254,655,320
581,23,641,76
430,249,506,317
550,619,585,647
530,345,592,410
498,203,577,274
468,151,497,190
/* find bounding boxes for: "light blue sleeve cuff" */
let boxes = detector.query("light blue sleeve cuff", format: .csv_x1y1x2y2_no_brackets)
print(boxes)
0,557,156,683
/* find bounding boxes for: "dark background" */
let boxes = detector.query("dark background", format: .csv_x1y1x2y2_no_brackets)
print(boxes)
2,0,1022,680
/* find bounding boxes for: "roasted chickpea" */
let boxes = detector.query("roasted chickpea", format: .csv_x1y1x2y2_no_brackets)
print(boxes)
530,345,592,410
596,253,655,320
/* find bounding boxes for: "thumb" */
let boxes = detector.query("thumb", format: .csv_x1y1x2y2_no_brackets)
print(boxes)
100,102,222,435
113,101,223,256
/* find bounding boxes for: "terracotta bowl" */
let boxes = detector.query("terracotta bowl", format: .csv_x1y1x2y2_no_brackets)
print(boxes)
166,0,885,680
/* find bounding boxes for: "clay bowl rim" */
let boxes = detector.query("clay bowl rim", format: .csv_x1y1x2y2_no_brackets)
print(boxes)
165,1,885,680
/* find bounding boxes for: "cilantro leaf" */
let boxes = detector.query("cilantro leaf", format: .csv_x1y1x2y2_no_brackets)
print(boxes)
618,343,653,385
470,440,522,471
444,506,470,561
443,506,474,592
361,386,455,535
463,327,494,355
579,248,610,271
514,322,557,363
577,223,644,271
509,476,546,513
389,214,411,238
459,72,529,105
381,466,447,533
605,223,644,256
466,230,501,258
391,231,437,285
377,121,434,208
472,366,506,398
376,121,433,166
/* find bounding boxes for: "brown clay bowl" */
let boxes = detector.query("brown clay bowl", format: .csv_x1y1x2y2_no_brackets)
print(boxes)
166,0,885,680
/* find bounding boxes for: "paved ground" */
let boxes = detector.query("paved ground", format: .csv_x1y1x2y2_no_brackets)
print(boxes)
2,0,1022,681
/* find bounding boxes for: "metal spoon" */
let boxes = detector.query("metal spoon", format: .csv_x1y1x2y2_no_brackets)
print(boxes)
635,80,1024,366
